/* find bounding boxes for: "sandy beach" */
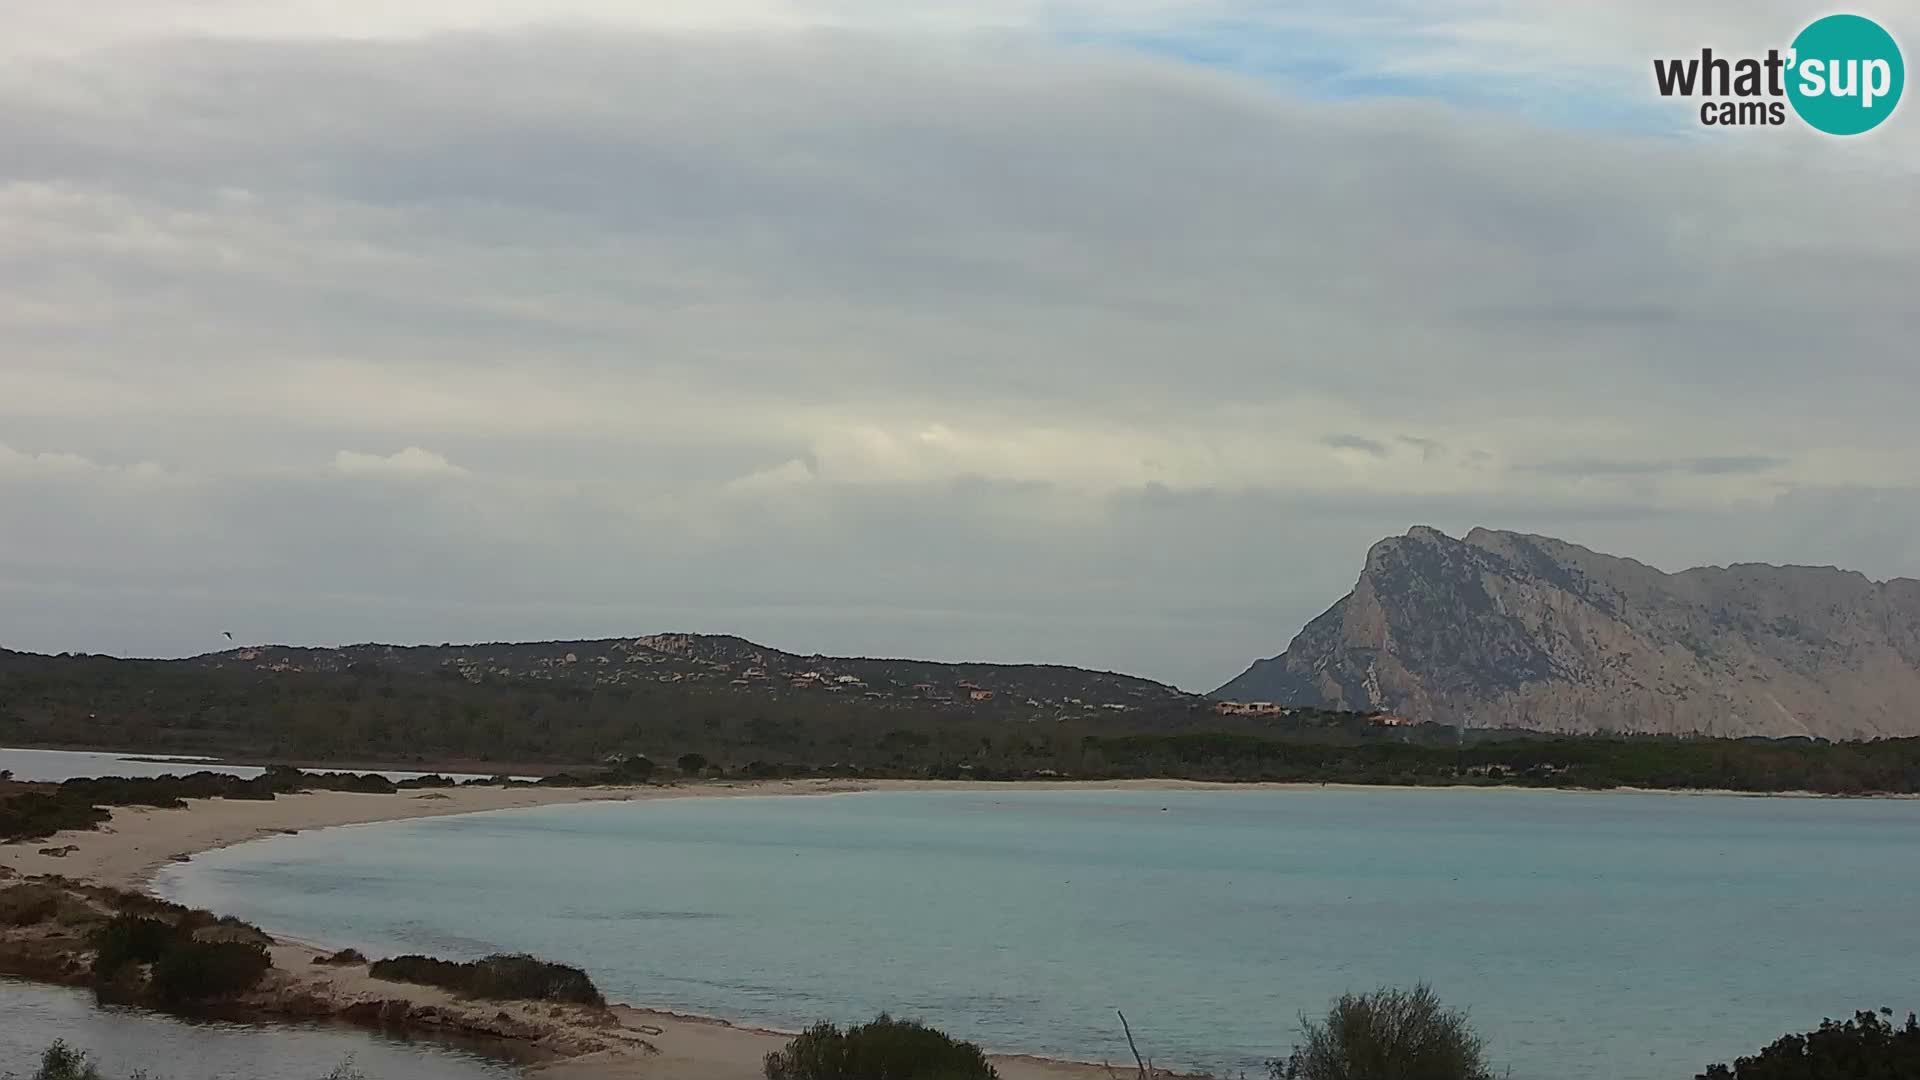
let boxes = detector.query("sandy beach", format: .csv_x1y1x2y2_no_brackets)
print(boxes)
2,779,1214,1079
7,773,1878,1079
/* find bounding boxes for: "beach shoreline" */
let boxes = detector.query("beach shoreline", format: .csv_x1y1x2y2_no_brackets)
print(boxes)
7,773,1906,897
3,775,1910,1078
5,779,1244,1079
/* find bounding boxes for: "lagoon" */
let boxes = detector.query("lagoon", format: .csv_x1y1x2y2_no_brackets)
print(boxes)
0,746,523,784
155,786,1920,1079
0,978,518,1080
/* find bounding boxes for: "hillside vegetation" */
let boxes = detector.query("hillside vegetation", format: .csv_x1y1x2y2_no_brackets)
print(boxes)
4,649,1920,795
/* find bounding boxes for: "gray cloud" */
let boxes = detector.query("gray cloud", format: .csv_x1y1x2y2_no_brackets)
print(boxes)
1321,435,1389,457
1519,456,1789,478
1,29,1917,689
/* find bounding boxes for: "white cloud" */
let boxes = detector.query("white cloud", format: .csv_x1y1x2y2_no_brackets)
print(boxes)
0,442,177,482
332,447,466,476
0,445,100,474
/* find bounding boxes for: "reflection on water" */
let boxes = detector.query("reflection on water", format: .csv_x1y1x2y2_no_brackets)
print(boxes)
0,979,521,1080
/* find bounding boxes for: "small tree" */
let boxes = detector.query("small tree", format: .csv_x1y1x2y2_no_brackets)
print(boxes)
677,753,709,775
1272,985,1493,1080
32,1042,104,1080
764,1014,999,1080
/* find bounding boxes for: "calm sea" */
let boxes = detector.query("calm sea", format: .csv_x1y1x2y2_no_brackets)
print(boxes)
0,978,518,1080
155,787,1920,1079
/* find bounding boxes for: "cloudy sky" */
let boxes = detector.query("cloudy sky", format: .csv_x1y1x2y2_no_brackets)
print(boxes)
3,2,1916,690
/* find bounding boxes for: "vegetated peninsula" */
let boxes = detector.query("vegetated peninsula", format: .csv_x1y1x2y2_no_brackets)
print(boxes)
1217,526,1920,739
195,633,1190,709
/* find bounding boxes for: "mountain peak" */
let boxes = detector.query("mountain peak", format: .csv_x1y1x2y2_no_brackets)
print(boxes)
1216,528,1920,739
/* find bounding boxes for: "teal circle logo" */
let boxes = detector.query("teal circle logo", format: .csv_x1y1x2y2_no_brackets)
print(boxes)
1787,14,1904,135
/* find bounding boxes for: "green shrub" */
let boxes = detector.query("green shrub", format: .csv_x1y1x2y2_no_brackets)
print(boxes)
1698,1009,1920,1079
677,753,709,774
31,1041,104,1080
0,792,111,842
764,1014,999,1080
611,756,656,781
90,914,176,980
329,773,398,794
148,939,272,1003
1272,985,1493,1080
467,953,604,1005
368,952,467,990
369,952,603,1006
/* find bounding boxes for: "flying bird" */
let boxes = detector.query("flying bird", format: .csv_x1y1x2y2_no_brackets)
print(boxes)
222,631,234,641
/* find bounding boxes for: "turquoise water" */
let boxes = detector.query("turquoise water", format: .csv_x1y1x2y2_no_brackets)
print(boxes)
156,788,1920,1079
0,978,519,1080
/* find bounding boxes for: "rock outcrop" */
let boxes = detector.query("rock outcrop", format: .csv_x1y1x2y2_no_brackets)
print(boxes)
1216,526,1920,738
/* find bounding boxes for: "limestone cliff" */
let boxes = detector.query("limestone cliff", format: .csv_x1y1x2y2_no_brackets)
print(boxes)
1216,526,1920,738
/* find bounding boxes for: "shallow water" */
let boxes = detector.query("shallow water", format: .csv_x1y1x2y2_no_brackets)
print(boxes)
0,747,519,784
0,978,520,1080
157,787,1920,1079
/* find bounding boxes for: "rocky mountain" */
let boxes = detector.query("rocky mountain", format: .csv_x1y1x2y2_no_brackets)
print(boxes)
197,634,1194,714
1215,527,1920,738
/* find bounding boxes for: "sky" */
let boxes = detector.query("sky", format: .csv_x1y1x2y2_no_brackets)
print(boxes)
2,2,1917,691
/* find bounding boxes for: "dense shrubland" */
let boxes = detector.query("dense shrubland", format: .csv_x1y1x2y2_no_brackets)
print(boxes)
764,1015,1000,1080
7,651,1920,795
0,768,444,842
0,883,273,1005
88,911,272,1004
2,876,603,1020
0,765,637,844
368,952,605,1006
1697,1009,1920,1079
1080,731,1920,792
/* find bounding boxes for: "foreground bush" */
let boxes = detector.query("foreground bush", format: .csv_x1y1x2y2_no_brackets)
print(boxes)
1271,985,1493,1080
1698,1009,1920,1079
764,1014,999,1080
369,952,604,1006
26,1041,103,1080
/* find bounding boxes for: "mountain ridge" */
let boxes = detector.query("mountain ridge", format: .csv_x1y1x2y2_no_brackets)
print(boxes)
1216,526,1920,739
187,633,1194,711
